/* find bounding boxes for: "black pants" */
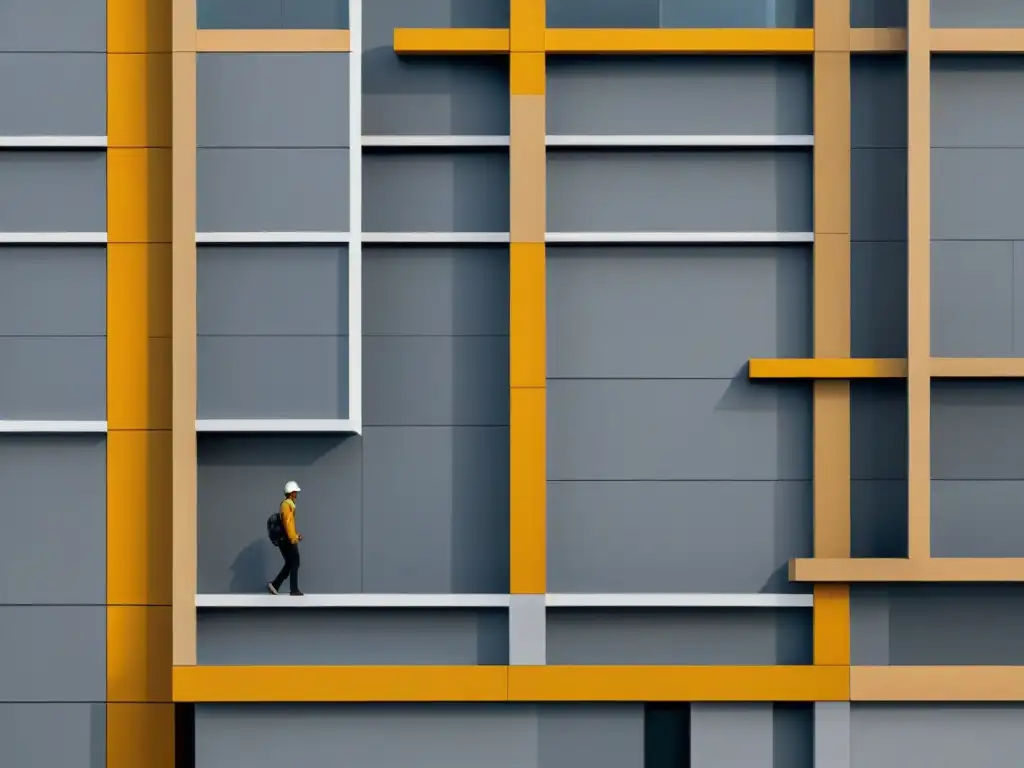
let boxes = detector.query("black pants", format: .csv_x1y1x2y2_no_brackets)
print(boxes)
272,541,301,594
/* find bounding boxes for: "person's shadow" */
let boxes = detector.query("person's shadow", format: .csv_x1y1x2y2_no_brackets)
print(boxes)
229,539,270,593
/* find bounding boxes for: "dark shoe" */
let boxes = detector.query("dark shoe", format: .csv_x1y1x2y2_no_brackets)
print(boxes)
267,582,279,595
289,590,305,596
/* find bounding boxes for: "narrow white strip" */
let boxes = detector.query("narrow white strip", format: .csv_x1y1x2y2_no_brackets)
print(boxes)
196,232,350,244
196,419,359,433
196,593,511,608
546,134,814,147
546,232,815,244
545,593,814,608
0,420,108,433
348,0,363,436
363,135,509,147
0,136,108,148
363,231,511,244
0,232,107,244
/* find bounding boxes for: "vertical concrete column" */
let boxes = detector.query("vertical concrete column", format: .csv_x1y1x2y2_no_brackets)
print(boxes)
906,0,932,559
106,0,176,765
814,703,851,768
811,0,853,666
510,595,547,665
691,704,774,768
509,0,548,622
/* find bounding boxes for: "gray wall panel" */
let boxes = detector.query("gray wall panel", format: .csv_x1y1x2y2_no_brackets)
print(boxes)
852,585,1024,665
932,480,1024,557
363,336,509,426
0,152,105,233
197,246,348,336
197,435,362,594
933,57,1024,148
547,379,812,481
932,382,1024,479
545,57,812,136
0,247,105,336
852,480,908,558
0,606,105,701
851,0,907,26
0,337,105,420
0,54,105,135
691,704,775,768
361,427,509,593
851,242,907,358
198,53,349,148
932,240,1013,357
547,150,812,233
547,608,812,665
197,335,348,419
196,704,540,768
774,704,813,768
932,0,1024,28
0,436,105,605
546,0,812,28
852,705,1024,768
197,148,349,232
362,247,509,336
363,151,510,232
851,381,907,481
198,0,349,29
547,246,811,379
538,706,644,768
547,480,812,593
0,704,104,768
0,0,105,52
851,148,907,242
933,149,1024,240
852,57,906,149
363,0,509,135
197,608,508,665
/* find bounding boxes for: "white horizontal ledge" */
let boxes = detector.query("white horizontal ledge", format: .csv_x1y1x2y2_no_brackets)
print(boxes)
0,420,107,433
196,593,511,608
546,135,814,147
363,232,511,244
547,232,815,244
0,232,107,244
197,232,350,244
0,135,107,148
546,593,814,608
197,419,359,433
363,135,509,147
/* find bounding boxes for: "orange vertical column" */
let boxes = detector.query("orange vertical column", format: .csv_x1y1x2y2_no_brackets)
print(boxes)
106,0,175,766
509,0,547,595
811,0,852,667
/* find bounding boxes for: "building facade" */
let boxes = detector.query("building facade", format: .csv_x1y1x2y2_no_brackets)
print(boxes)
6,0,1024,766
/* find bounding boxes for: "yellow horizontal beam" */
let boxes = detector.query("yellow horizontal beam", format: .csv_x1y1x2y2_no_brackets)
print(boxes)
791,557,1024,583
852,667,1024,702
850,27,907,52
931,357,1024,378
394,28,510,54
173,666,509,702
508,666,849,702
544,28,814,54
748,358,906,379
195,29,350,52
931,28,1024,53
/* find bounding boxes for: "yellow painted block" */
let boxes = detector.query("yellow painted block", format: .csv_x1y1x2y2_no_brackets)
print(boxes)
813,584,850,665
545,28,814,54
108,606,173,703
108,430,172,606
510,52,545,95
107,704,174,768
108,0,172,53
510,0,545,51
394,28,510,54
108,243,172,339
510,243,546,388
108,54,172,148
108,335,173,430
748,358,906,379
510,387,546,593
108,148,173,244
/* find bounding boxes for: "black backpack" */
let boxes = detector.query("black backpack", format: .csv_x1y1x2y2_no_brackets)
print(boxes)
267,512,285,546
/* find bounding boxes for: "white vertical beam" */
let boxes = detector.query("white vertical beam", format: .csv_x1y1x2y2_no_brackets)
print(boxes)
347,0,363,434
814,703,851,768
509,594,546,665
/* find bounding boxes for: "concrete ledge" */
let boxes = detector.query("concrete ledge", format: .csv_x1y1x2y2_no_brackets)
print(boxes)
0,136,107,148
0,233,107,244
546,593,813,608
196,593,511,608
0,420,107,433
196,419,359,434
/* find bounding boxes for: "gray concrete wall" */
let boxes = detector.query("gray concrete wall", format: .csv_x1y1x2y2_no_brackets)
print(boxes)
546,0,813,28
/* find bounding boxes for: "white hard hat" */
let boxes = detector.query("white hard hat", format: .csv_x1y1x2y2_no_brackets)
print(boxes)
284,481,301,495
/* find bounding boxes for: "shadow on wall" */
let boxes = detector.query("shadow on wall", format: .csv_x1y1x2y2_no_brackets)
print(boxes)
229,539,271,593
90,703,103,768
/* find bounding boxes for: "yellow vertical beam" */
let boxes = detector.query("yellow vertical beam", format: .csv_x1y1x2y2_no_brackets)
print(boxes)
509,0,547,595
906,0,932,560
171,0,198,665
811,0,852,666
107,0,175,767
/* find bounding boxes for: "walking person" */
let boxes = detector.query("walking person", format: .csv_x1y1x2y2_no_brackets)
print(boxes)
267,481,304,596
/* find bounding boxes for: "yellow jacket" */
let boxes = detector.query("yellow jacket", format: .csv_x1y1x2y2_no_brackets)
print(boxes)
280,499,299,544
